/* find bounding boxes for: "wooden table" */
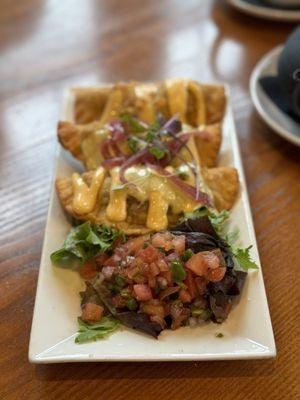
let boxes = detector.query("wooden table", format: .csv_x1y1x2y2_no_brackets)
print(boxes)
1,1,300,399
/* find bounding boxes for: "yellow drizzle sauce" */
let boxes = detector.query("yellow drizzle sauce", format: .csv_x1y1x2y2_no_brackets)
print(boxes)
107,166,198,230
72,167,105,214
71,136,212,231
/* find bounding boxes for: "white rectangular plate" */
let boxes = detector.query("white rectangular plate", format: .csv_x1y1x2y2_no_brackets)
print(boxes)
29,87,276,363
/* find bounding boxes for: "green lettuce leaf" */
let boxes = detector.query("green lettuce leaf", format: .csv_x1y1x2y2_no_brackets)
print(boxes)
75,316,120,343
50,222,125,268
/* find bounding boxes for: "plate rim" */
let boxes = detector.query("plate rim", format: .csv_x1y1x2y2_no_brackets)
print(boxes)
227,0,300,21
29,84,276,363
249,45,300,147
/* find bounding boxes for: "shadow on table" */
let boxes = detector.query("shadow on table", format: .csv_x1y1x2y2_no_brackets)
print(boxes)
248,109,300,161
35,358,276,382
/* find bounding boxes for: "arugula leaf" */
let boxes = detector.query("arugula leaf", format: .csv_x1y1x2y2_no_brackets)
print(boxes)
50,222,126,268
233,245,258,271
149,146,167,160
75,316,120,343
120,113,146,133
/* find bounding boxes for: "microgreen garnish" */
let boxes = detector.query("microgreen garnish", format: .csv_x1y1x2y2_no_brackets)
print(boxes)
149,146,168,160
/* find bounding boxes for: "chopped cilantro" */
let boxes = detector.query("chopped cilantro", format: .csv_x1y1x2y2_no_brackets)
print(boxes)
233,245,258,271
75,317,120,343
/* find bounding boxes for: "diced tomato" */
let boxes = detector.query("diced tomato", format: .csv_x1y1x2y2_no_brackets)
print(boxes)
202,252,220,269
140,263,150,277
184,270,198,299
133,284,153,301
127,266,141,280
179,288,192,303
149,262,160,277
148,277,157,289
207,267,226,282
125,235,150,254
172,235,185,255
113,295,126,308
185,251,220,276
81,303,103,323
157,258,169,272
137,246,158,263
80,260,98,280
160,270,172,284
151,232,173,251
94,253,109,267
103,253,122,267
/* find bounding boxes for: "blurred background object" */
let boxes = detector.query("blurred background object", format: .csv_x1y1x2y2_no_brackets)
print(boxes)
227,0,300,21
278,25,300,117
250,25,300,145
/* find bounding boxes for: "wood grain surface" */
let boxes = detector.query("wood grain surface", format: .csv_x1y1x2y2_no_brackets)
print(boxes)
0,0,300,399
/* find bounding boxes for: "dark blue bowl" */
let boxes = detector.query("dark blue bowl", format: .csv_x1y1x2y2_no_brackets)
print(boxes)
278,26,300,118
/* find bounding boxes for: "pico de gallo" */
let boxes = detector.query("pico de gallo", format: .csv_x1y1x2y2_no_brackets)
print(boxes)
51,210,257,342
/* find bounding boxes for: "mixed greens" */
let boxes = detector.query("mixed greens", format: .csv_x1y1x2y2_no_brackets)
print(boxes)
51,208,258,343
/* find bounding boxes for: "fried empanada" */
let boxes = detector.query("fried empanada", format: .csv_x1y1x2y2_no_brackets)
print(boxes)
203,166,239,211
56,170,151,235
57,120,102,164
73,87,111,124
193,123,221,167
56,162,238,235
202,84,226,124
58,118,222,170
56,165,213,234
72,80,225,127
